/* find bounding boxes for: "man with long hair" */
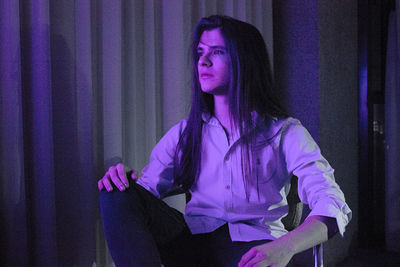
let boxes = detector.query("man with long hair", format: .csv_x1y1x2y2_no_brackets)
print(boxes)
98,15,351,267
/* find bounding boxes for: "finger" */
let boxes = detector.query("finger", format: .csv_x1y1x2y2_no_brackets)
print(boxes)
102,174,114,192
98,179,104,191
239,248,258,267
131,169,138,181
244,253,265,267
109,166,126,191
116,163,129,187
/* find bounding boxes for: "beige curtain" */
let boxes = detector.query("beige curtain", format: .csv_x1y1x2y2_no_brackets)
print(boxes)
100,0,274,169
97,1,273,265
0,0,272,266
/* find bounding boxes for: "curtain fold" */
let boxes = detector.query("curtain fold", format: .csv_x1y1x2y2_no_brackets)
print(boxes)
23,1,59,266
0,1,29,266
0,1,273,266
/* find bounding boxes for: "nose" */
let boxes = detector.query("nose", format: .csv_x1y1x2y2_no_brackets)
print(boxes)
199,54,212,67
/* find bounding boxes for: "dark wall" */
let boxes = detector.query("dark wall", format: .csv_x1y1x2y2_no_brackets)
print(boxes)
273,1,320,140
273,1,359,266
318,1,359,265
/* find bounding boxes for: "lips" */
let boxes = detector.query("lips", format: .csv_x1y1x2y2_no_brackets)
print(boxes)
200,73,214,79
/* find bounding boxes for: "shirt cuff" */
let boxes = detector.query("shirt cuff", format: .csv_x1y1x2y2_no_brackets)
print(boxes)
307,198,352,237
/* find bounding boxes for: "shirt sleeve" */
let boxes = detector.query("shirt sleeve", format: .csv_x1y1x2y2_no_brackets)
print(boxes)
136,119,187,198
281,118,352,236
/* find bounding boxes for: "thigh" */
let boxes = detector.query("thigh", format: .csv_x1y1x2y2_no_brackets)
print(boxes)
131,183,189,246
99,182,191,266
127,183,215,266
207,225,271,267
159,230,215,267
161,224,271,267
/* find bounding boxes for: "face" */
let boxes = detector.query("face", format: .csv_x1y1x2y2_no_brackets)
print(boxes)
197,29,231,95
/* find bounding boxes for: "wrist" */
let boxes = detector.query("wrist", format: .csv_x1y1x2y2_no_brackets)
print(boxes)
275,231,297,257
277,216,329,256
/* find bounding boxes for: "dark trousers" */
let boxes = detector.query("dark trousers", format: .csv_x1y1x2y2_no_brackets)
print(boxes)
99,182,270,267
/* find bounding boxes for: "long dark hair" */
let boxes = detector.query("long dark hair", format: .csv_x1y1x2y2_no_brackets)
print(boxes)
173,15,287,197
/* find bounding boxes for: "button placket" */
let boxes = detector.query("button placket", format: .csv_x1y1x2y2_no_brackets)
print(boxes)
223,151,233,212
224,150,235,212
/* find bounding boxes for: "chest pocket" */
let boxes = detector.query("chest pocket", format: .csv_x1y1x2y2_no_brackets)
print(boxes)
251,141,277,184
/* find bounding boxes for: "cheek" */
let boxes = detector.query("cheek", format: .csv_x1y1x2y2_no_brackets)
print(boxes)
220,56,231,77
220,63,231,82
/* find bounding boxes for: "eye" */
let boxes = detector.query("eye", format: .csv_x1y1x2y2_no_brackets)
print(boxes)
213,49,225,55
196,47,204,56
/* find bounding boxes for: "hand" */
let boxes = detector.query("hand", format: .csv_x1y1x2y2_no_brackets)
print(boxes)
238,238,294,267
98,163,139,192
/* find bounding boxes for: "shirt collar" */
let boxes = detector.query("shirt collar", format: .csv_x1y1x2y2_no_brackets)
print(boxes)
201,112,220,126
201,111,277,124
202,111,281,133
201,111,288,142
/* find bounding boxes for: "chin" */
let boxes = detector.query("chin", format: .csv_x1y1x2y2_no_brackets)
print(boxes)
200,84,228,95
201,88,222,95
200,87,215,94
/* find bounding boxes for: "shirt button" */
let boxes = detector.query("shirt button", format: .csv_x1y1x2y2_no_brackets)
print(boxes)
225,185,231,189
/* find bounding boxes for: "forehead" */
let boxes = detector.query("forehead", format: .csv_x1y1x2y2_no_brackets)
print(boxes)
198,28,226,48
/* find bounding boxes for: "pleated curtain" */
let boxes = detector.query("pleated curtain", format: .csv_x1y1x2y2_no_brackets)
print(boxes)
0,0,273,266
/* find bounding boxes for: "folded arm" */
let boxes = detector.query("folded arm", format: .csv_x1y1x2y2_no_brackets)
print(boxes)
240,120,348,267
239,215,337,267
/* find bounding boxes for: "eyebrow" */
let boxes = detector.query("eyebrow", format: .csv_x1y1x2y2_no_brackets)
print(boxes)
197,42,226,50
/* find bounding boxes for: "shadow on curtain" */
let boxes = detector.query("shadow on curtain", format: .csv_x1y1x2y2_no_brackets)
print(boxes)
0,0,273,266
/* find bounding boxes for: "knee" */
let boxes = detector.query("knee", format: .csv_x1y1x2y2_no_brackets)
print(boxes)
98,187,150,233
98,186,143,216
99,191,129,224
99,187,132,208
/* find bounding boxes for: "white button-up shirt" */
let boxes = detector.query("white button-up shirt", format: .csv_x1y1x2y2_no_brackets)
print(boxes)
137,113,352,241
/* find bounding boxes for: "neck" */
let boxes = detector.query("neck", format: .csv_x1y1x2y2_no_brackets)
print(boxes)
213,95,231,131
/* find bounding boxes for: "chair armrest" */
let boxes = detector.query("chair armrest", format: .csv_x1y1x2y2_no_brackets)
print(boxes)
313,243,324,267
